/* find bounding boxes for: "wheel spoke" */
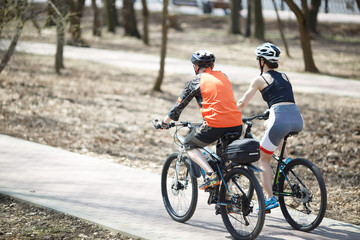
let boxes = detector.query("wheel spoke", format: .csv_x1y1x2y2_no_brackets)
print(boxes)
161,154,198,223
278,158,327,231
219,168,265,239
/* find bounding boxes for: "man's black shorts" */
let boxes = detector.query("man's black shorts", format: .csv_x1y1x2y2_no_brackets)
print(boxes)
184,121,242,150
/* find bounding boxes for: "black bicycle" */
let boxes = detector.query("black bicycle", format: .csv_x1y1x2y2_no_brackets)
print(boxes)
242,111,327,232
153,119,265,240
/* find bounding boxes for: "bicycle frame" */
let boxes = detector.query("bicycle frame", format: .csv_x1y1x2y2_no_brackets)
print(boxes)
240,113,327,232
244,119,299,198
175,123,255,205
156,119,267,238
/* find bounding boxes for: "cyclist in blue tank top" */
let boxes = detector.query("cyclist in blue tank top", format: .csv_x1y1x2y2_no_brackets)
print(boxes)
237,43,303,211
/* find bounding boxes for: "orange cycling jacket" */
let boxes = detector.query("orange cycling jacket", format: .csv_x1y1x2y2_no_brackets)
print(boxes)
168,68,242,128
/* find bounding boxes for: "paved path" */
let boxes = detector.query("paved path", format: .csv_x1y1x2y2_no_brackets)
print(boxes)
1,40,360,98
1,134,360,239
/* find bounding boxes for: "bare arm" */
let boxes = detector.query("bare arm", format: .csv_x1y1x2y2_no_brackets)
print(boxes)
162,115,173,124
237,76,263,111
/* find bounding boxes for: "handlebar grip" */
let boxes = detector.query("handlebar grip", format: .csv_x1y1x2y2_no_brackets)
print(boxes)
152,119,161,129
243,110,270,123
263,109,270,120
153,119,177,129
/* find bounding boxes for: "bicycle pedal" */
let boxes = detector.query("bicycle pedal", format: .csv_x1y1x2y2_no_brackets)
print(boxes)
265,210,271,214
215,205,221,215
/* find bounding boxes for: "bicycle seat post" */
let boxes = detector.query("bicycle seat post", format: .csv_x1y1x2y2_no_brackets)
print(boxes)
279,132,298,161
279,136,289,161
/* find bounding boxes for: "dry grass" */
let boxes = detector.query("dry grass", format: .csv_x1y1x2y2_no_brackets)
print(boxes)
1,5,359,228
3,7,359,80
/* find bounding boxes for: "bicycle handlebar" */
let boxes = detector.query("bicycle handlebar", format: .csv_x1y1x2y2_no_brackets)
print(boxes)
153,110,269,130
242,110,270,124
152,119,201,129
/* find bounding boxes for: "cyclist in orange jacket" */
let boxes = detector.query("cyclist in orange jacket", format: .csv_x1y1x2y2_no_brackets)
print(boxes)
155,49,243,190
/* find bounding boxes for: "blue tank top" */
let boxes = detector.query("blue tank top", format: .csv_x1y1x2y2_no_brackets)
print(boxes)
260,71,295,108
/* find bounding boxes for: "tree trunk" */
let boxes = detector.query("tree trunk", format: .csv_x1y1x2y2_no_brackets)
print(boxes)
308,0,321,33
48,0,67,73
229,0,241,34
272,0,290,57
55,22,65,73
45,3,57,27
153,0,169,92
141,0,149,45
245,1,251,37
54,0,67,73
356,0,360,10
104,0,116,33
284,0,318,73
31,17,42,35
250,0,264,40
91,0,101,36
0,17,24,73
66,0,89,47
122,0,141,38
0,0,29,73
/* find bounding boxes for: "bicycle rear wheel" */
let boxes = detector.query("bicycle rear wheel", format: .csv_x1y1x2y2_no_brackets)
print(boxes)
219,168,265,240
278,158,327,232
161,153,198,223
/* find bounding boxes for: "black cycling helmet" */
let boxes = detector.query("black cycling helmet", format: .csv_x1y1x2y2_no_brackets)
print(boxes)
191,49,215,68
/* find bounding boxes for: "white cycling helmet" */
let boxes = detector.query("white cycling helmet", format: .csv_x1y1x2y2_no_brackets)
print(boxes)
255,43,281,63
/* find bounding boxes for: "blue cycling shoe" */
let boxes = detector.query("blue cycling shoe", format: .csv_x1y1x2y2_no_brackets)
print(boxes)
265,196,279,211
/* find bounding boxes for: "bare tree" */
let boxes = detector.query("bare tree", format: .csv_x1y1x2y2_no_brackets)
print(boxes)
141,0,149,45
153,0,169,92
45,2,57,27
272,0,290,57
0,1,45,73
91,0,101,36
245,1,251,37
229,0,241,34
122,0,141,38
66,0,89,47
104,0,117,33
250,0,264,40
0,14,26,73
284,0,318,73
309,0,321,34
48,0,68,74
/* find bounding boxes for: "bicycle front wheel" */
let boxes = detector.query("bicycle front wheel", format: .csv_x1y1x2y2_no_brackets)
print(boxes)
219,167,265,240
278,158,327,232
161,153,198,223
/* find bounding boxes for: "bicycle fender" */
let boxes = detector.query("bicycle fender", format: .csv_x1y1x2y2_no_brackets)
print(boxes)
247,163,263,172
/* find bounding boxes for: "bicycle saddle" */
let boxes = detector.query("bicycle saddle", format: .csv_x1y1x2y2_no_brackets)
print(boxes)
221,132,241,144
285,132,298,139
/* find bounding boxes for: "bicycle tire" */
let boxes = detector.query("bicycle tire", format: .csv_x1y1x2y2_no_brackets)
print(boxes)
278,158,327,232
161,153,198,223
219,168,265,240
